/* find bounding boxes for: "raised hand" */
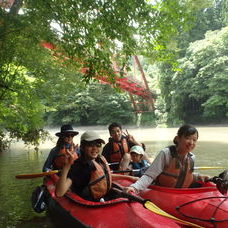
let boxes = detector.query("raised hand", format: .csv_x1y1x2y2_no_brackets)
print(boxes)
65,148,77,165
123,129,141,146
123,130,135,143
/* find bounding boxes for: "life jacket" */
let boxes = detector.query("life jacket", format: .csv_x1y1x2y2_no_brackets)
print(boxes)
88,156,112,200
156,146,194,188
53,144,78,169
129,160,150,177
130,160,148,170
110,138,129,162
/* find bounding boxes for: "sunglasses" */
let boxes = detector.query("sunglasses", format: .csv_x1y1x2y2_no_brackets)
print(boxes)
64,134,75,138
85,141,102,148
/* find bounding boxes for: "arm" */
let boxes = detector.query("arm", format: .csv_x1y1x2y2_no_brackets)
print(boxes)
55,149,75,197
191,154,210,182
124,149,167,193
55,164,72,197
124,174,153,193
142,153,152,164
127,135,142,146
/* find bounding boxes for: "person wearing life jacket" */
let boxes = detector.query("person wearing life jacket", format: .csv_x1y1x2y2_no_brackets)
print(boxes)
124,124,210,194
102,122,151,171
55,131,139,201
128,145,150,177
42,124,79,172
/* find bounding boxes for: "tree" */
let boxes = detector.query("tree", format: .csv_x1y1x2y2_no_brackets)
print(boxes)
162,27,228,124
45,83,134,126
0,0,214,147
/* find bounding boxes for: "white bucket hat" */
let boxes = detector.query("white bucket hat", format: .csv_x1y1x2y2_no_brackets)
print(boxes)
130,145,144,155
80,131,105,144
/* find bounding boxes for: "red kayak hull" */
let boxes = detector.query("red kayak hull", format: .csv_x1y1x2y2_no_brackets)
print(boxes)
115,179,228,228
45,175,182,228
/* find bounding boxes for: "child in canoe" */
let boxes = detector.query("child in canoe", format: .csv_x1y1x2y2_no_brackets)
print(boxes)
102,122,151,171
128,145,150,177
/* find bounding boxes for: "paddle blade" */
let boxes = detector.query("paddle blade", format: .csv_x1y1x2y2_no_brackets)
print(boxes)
194,166,227,170
15,170,59,179
112,187,202,228
144,201,203,228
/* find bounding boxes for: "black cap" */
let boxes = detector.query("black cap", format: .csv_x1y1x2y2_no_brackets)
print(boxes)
55,124,79,137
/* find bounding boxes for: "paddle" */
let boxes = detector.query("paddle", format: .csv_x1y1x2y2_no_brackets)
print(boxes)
194,166,227,170
108,162,119,166
112,169,136,174
15,162,119,179
15,170,59,179
112,187,202,228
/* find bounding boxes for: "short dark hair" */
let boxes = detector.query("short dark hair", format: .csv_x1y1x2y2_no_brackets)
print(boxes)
108,122,122,133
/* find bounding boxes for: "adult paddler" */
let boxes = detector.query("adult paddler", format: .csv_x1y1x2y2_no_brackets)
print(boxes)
124,124,210,193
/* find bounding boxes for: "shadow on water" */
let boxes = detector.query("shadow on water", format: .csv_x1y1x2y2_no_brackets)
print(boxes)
0,126,227,227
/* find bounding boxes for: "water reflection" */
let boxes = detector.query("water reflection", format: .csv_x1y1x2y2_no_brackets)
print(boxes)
0,126,227,227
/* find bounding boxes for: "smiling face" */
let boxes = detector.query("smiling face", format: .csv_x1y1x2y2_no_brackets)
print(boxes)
82,140,102,160
176,133,198,155
110,127,122,142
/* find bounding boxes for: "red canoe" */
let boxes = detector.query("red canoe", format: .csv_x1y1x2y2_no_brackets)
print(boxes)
44,175,184,228
115,179,228,228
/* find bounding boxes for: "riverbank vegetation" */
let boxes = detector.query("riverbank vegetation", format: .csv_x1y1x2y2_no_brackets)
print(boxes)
0,0,227,148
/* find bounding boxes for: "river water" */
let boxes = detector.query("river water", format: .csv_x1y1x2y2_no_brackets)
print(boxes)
0,126,227,227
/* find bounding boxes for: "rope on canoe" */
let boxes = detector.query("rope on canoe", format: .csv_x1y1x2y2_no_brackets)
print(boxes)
176,196,228,224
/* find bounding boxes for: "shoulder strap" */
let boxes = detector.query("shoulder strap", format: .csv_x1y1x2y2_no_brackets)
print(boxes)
188,153,194,172
169,145,177,158
168,145,181,169
97,155,112,190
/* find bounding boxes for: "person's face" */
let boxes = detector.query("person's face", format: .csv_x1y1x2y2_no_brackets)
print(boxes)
176,133,198,154
83,140,102,160
110,127,122,142
63,133,74,144
130,152,142,163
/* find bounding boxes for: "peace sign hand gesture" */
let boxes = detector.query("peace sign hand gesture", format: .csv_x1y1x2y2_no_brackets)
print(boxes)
123,130,140,145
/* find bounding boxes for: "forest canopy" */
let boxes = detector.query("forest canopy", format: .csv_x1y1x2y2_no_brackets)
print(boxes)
0,0,227,148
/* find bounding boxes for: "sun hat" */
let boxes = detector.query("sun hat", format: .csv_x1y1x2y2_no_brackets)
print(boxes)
55,124,79,137
130,145,144,155
80,131,105,144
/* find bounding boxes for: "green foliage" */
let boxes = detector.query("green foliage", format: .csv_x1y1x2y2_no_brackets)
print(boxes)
177,0,224,57
0,0,222,147
45,83,134,126
221,0,228,25
0,64,47,146
161,27,228,124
